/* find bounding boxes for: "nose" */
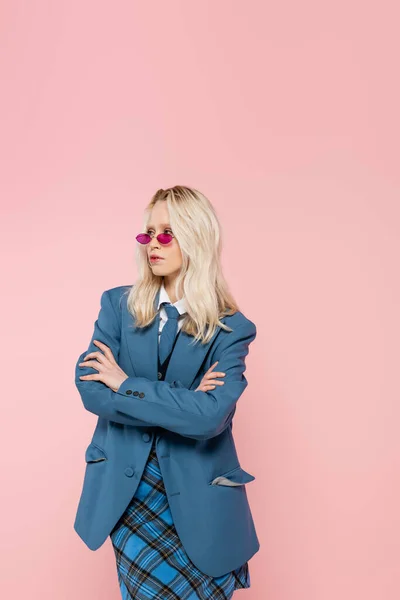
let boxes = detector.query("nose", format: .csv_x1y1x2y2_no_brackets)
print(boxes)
149,240,160,251
149,238,162,254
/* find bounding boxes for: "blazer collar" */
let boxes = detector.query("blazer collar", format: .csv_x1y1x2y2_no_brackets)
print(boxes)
123,287,227,390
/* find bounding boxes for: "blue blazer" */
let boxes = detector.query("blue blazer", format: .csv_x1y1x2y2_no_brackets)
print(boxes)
74,285,260,577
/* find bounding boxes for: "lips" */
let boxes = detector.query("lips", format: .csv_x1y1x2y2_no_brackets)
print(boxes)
150,255,164,260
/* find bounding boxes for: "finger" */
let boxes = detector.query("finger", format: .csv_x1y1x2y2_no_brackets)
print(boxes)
82,351,111,367
80,353,107,368
201,380,223,389
82,351,103,361
93,340,116,363
78,373,102,381
78,359,103,372
205,371,226,379
204,361,219,375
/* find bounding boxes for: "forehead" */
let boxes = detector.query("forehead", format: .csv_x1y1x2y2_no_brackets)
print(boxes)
146,200,171,228
146,221,171,228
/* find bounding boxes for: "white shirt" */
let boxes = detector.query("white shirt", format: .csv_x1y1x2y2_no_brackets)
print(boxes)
157,281,187,344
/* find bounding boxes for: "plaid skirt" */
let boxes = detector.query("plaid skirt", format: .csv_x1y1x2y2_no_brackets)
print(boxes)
110,439,251,599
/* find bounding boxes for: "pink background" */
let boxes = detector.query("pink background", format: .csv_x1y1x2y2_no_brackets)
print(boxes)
1,1,399,599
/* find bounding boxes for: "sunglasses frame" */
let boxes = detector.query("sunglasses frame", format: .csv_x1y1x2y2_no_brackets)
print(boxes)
136,232,174,245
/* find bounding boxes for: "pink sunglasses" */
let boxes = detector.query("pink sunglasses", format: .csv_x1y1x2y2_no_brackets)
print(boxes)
136,232,174,245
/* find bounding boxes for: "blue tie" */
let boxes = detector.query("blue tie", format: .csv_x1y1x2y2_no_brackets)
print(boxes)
159,302,180,364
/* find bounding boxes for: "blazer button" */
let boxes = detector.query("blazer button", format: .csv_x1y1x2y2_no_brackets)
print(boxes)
133,391,139,396
125,389,132,395
139,392,145,398
124,467,134,477
142,432,151,443
158,371,162,379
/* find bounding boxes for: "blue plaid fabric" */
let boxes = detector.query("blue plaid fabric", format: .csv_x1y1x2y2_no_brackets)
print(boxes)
109,317,251,599
110,440,250,599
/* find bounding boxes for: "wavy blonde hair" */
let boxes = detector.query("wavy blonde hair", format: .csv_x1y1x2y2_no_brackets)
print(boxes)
125,185,241,344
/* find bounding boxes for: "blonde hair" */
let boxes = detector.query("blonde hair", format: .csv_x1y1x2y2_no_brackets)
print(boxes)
125,185,241,344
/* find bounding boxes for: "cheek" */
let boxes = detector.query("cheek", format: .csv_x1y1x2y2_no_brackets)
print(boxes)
171,244,182,262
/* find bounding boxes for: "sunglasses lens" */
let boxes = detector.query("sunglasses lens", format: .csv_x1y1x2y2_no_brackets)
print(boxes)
158,233,173,244
136,233,151,244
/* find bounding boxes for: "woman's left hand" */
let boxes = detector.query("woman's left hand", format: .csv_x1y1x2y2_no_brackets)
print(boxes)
78,340,129,392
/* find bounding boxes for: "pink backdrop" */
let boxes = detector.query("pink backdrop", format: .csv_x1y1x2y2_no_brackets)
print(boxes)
1,1,399,599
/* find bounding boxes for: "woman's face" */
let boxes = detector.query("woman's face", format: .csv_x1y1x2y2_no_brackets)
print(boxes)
146,201,183,277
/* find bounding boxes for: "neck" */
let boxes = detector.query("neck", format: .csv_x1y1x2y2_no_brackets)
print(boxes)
163,276,182,304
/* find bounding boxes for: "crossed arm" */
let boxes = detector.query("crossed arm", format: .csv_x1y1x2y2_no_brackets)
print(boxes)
75,290,257,440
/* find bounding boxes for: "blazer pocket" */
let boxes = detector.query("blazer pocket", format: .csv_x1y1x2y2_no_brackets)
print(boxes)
209,465,255,486
85,442,108,463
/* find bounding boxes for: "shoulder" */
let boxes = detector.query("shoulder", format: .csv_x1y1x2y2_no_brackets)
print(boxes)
216,310,257,347
222,310,256,334
102,284,133,312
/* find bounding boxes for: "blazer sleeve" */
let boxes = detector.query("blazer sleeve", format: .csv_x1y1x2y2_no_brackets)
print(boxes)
75,290,157,429
75,289,257,440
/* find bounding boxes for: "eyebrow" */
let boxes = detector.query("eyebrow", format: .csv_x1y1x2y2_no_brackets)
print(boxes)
146,223,171,228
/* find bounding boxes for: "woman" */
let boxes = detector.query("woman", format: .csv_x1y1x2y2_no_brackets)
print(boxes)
74,186,260,599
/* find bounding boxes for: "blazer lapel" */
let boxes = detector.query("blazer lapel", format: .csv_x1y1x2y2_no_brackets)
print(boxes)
163,324,223,389
123,288,226,390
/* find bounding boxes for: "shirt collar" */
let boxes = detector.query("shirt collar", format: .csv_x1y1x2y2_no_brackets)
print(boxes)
157,281,187,316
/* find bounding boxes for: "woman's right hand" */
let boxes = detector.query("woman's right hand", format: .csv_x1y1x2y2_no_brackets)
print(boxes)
195,361,226,392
